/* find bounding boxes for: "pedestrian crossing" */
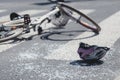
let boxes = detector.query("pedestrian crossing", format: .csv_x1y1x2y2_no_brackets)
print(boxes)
0,9,48,22
45,10,120,60
0,9,95,52
0,9,48,53
0,5,120,80
0,9,6,13
0,9,120,62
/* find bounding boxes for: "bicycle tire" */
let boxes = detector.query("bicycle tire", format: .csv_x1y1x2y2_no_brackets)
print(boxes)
0,28,23,42
3,19,24,27
58,3,101,34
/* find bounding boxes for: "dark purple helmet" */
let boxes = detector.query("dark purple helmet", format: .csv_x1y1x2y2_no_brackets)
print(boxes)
77,42,110,61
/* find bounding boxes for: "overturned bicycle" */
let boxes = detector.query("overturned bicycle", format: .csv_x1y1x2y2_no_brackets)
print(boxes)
0,3,101,42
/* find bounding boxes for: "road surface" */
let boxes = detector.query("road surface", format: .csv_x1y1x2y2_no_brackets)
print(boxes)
0,0,120,80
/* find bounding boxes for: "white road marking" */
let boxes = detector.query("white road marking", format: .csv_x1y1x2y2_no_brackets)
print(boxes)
18,9,47,15
0,9,94,53
115,76,120,80
0,9,47,22
0,9,6,13
44,11,120,60
0,15,10,22
78,9,95,15
0,41,23,53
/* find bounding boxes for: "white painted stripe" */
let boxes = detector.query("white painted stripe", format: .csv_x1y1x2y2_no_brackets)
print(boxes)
78,9,95,15
0,9,94,53
0,41,23,53
0,9,47,22
115,76,120,80
0,27,39,53
18,9,47,16
44,11,120,60
0,15,9,22
0,28,38,53
0,9,6,13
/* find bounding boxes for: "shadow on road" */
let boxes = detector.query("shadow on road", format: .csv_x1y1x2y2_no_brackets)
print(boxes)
40,30,98,41
70,60,104,66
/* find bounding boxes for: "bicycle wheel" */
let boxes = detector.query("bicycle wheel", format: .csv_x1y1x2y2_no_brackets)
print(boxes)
0,26,23,42
3,18,24,27
57,3,101,34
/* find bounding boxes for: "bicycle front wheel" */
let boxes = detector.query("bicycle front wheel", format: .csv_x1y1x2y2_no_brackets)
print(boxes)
0,27,23,42
58,3,101,34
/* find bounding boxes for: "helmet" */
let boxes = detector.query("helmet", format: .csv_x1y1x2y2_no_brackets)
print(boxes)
77,42,110,61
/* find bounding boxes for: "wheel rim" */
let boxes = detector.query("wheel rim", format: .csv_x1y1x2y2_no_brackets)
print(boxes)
0,28,23,42
57,3,101,34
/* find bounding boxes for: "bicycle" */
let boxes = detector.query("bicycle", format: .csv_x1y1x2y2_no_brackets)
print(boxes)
0,13,31,42
0,3,101,42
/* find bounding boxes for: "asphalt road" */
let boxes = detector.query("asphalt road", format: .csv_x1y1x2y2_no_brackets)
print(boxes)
0,0,120,80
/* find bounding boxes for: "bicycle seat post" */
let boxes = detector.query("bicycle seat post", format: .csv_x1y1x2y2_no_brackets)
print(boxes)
24,14,31,33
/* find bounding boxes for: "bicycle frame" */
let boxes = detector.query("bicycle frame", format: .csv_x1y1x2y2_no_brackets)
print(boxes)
2,7,60,28
31,7,60,25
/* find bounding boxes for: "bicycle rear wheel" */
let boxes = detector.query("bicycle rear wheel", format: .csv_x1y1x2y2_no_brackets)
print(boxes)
58,3,101,34
3,18,24,27
0,27,23,42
